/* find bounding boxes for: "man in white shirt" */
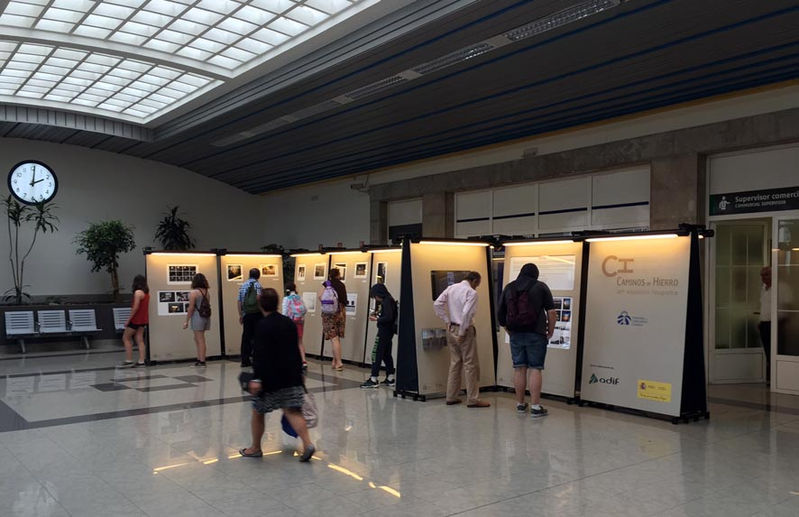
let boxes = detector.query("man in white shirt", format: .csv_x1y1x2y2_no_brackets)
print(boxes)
433,271,490,408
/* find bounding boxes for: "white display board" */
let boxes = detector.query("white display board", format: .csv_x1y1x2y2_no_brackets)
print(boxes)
497,242,584,398
580,236,691,417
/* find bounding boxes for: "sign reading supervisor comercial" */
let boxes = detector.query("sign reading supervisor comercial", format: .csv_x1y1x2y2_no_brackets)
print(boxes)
710,186,799,216
580,236,691,417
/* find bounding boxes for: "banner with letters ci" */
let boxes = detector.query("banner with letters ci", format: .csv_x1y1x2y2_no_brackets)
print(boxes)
581,236,691,417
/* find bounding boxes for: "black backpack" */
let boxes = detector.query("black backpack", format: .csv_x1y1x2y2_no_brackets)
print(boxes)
198,289,212,319
506,283,538,329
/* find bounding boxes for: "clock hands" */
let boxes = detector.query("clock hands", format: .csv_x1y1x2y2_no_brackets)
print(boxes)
29,169,37,187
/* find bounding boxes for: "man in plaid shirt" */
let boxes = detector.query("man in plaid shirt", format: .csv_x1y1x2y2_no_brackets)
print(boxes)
238,268,262,367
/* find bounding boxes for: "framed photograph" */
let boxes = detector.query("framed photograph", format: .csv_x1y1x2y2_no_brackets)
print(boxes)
297,264,306,282
354,262,368,279
302,291,316,313
227,264,243,282
167,302,184,314
176,291,190,302
313,263,326,280
260,263,278,277
167,264,197,284
334,263,347,281
159,291,175,303
376,262,387,284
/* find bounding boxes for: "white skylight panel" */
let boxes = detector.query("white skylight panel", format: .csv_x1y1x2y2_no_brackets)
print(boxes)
92,2,133,18
106,0,146,7
234,37,267,54
109,32,148,46
144,39,181,53
217,16,257,35
5,2,45,17
251,0,296,14
207,54,239,69
108,67,142,80
167,18,208,36
156,29,195,45
219,46,254,62
45,93,74,102
176,73,210,87
119,20,161,37
13,53,47,65
233,5,275,25
17,90,45,98
45,56,80,69
63,76,94,88
73,25,113,38
285,5,326,26
51,0,95,11
267,16,306,36
7,62,39,72
118,60,151,72
182,6,223,25
196,0,241,15
36,19,77,32
150,66,181,79
82,14,124,30
148,92,177,103
3,69,32,79
100,74,133,86
53,48,88,61
100,98,133,109
138,98,167,109
34,72,63,82
250,27,289,46
42,7,86,24
176,46,211,60
72,97,100,106
0,14,36,28
131,10,171,26
18,43,51,56
138,74,170,86
204,27,240,45
305,0,351,15
85,54,120,66
25,78,52,88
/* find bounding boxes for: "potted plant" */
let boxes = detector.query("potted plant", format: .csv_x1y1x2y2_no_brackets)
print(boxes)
3,196,59,304
75,220,136,300
155,206,195,250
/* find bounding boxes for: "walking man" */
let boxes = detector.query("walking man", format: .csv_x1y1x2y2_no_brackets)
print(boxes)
497,263,556,418
361,283,397,389
238,268,262,367
434,271,490,408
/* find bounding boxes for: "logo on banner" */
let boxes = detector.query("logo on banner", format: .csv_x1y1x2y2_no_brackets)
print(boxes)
718,196,730,211
616,310,647,327
589,373,620,385
602,255,635,277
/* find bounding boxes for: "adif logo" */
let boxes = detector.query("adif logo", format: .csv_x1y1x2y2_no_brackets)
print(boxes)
616,310,647,327
617,311,632,325
590,373,620,385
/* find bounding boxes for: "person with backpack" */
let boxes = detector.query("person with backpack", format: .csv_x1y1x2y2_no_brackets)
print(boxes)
318,268,348,371
183,273,212,367
237,268,263,367
497,263,556,418
282,282,308,370
361,283,397,389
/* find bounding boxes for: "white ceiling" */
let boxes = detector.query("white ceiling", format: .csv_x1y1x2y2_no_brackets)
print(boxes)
0,0,381,123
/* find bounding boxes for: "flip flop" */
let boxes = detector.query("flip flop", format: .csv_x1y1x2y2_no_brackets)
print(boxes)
239,448,263,458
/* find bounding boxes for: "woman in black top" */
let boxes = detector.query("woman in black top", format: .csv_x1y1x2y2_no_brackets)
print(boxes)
240,288,315,462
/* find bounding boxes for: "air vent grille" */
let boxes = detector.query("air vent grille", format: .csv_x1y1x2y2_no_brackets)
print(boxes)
412,43,495,75
505,0,620,41
343,75,408,101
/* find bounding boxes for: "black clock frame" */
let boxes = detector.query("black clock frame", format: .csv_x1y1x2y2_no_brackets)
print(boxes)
7,160,59,205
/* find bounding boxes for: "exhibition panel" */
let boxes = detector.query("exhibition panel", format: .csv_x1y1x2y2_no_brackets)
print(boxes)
327,251,373,364
292,252,327,357
145,251,222,362
497,239,584,399
218,253,283,357
579,232,707,420
396,240,496,399
364,248,403,364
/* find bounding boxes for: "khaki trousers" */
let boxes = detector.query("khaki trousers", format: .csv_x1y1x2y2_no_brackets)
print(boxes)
446,324,480,404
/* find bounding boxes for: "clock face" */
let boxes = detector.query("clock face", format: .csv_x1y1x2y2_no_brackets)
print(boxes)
7,161,58,205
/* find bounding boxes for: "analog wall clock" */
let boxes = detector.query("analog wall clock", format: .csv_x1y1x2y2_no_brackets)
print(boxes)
7,160,58,204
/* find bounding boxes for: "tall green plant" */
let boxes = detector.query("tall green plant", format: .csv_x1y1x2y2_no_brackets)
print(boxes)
155,206,195,250
75,220,136,300
4,196,59,304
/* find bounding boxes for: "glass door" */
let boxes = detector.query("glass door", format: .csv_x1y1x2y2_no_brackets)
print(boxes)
773,217,799,394
710,219,770,383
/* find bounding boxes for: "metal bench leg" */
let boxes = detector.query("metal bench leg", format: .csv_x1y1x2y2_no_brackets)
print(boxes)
83,336,90,350
19,338,26,354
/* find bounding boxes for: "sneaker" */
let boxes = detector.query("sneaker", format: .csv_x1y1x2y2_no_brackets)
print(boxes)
299,444,315,462
135,361,147,368
193,361,206,367
382,378,396,388
118,360,134,368
531,406,548,418
516,403,528,413
360,378,379,389
302,361,308,372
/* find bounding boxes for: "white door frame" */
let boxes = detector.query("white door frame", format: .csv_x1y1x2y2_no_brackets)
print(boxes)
706,216,771,383
772,212,799,395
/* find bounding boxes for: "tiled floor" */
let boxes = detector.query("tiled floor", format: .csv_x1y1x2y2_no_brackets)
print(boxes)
1,352,798,516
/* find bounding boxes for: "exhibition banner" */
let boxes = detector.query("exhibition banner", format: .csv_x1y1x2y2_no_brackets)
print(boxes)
580,236,691,417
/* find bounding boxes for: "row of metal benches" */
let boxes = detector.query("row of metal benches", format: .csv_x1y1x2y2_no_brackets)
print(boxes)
4,307,131,353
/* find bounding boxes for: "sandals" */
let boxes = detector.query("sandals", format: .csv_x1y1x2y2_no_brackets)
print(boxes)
239,448,263,458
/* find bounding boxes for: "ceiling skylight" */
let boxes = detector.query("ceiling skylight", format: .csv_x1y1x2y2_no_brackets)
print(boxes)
0,0,368,122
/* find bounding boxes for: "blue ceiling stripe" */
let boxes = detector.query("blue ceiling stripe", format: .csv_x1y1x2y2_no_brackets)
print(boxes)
186,0,675,168
202,4,797,175
229,49,799,186
245,67,799,191
143,0,539,158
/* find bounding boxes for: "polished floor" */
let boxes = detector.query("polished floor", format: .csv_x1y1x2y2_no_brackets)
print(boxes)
1,350,798,516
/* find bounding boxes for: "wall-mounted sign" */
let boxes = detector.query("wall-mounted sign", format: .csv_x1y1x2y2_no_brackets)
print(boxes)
710,186,799,216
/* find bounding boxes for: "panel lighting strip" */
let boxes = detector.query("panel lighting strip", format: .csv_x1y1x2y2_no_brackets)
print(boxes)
585,233,678,242
213,0,622,146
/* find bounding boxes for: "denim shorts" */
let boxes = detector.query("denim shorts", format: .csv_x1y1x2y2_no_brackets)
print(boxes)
509,332,548,369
